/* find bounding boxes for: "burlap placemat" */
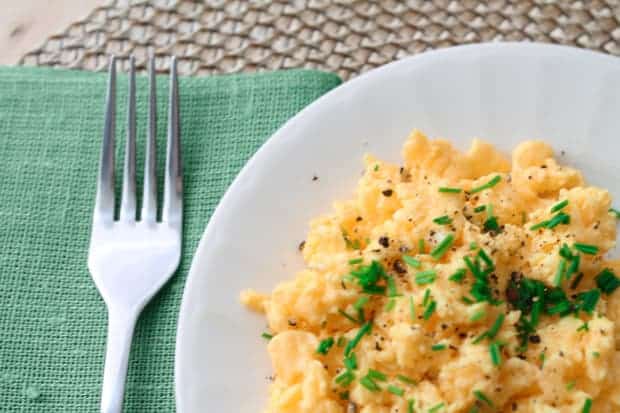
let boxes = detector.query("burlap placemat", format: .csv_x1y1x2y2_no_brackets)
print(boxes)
20,0,620,80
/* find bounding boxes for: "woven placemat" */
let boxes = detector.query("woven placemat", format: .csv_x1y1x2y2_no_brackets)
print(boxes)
19,0,620,80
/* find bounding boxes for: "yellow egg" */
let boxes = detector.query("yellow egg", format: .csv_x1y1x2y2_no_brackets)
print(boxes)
241,131,620,412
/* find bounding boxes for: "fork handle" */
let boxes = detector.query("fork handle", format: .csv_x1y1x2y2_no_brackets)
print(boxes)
100,307,138,413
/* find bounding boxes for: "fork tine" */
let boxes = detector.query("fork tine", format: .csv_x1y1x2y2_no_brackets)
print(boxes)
120,56,137,221
142,56,158,223
162,56,182,224
94,56,116,222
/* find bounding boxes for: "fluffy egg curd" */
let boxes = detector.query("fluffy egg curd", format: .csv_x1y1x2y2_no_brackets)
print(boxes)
240,131,620,413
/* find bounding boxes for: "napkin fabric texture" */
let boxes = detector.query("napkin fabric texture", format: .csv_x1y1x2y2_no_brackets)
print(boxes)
0,66,341,411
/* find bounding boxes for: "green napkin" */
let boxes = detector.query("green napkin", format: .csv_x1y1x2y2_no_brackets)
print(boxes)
0,66,341,411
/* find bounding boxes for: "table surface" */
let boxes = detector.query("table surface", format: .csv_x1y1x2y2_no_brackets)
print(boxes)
0,0,103,65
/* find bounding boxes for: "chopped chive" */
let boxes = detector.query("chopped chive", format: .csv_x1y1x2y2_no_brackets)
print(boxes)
348,257,363,265
559,243,573,260
431,343,447,351
470,175,501,194
337,336,347,347
554,258,567,287
384,297,397,311
428,402,445,413
550,199,569,213
407,399,415,413
374,164,379,171
539,351,546,365
469,242,478,250
403,255,422,268
529,220,548,231
547,212,570,229
387,384,405,396
473,390,493,406
449,268,466,283
472,331,487,344
582,398,592,413
367,369,387,381
335,370,355,386
397,374,417,386
423,301,437,320
609,207,620,219
344,321,372,356
415,270,437,285
423,289,431,307
566,254,580,280
477,249,494,269
595,268,620,294
317,337,335,354
592,351,600,358
574,243,599,255
344,352,357,370
461,296,474,305
387,276,398,297
576,289,600,314
430,234,455,260
261,332,273,340
433,215,453,225
487,314,506,339
566,380,576,391
353,295,370,310
418,239,425,253
439,187,462,193
530,299,542,328
473,205,486,213
577,322,589,332
359,376,380,392
338,309,359,324
570,272,584,290
489,342,502,366
339,391,349,400
470,309,486,322
409,296,415,322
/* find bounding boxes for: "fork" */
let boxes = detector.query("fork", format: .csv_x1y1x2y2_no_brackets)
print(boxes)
88,55,182,413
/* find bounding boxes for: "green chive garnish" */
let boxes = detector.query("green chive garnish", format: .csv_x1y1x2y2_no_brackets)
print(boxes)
261,332,273,340
387,385,405,396
428,402,445,413
489,342,502,366
317,337,335,354
384,297,397,311
577,322,589,332
470,309,486,322
367,369,387,381
423,301,437,320
359,375,380,392
344,322,372,356
415,270,437,285
403,255,422,268
409,296,415,322
448,268,466,283
374,164,379,171
348,257,363,265
407,399,415,413
337,336,347,347
353,295,370,310
576,289,600,314
574,243,599,255
592,351,600,358
609,208,620,219
387,276,399,297
431,343,447,351
546,212,570,229
582,398,592,413
595,268,620,294
439,187,462,193
433,215,453,225
338,309,359,324
418,239,425,253
335,370,355,386
344,352,357,370
430,234,455,260
550,199,569,213
473,390,493,406
566,380,576,391
554,257,567,287
397,375,417,386
473,205,486,213
422,289,431,307
470,175,501,194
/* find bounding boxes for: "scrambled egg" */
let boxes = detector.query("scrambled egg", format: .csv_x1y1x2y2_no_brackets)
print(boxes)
241,131,620,413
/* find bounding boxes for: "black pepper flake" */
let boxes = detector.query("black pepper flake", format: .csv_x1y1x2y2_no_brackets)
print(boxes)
312,175,319,181
356,216,363,222
459,332,467,339
393,260,407,274
378,236,390,248
298,240,305,252
375,342,383,351
441,323,448,330
529,335,541,344
541,165,547,169
288,319,297,327
382,189,393,197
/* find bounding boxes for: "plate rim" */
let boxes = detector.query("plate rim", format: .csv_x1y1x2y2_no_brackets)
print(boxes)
174,41,620,411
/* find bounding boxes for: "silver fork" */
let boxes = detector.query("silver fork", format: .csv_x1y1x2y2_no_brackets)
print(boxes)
88,56,182,413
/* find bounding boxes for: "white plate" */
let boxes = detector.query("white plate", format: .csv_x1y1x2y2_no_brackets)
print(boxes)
175,43,620,412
